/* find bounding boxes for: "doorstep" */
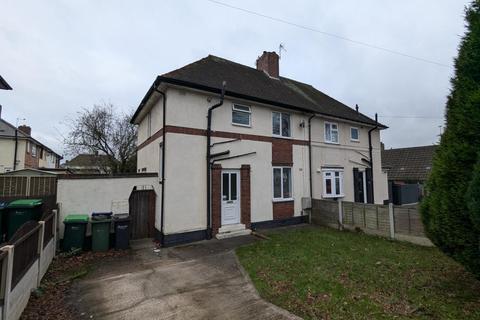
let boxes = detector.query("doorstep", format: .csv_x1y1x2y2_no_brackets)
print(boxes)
216,223,252,240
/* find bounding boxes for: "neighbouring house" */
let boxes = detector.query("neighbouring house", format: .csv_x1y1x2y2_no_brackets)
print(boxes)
0,75,12,90
0,108,62,173
131,51,389,246
382,145,437,205
62,153,112,174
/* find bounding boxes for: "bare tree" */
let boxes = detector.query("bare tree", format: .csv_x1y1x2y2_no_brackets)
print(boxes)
65,103,137,173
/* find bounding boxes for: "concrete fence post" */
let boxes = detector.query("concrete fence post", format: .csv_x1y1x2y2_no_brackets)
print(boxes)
388,203,395,239
37,221,45,287
337,198,343,230
52,209,58,257
2,245,14,320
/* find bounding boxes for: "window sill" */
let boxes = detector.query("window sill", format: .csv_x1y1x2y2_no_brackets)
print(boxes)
272,135,293,140
324,141,340,145
272,198,294,203
232,122,251,128
323,194,344,199
350,139,360,143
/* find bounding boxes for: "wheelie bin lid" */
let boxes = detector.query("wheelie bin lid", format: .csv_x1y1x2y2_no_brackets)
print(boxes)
64,214,89,223
92,212,113,221
7,199,43,208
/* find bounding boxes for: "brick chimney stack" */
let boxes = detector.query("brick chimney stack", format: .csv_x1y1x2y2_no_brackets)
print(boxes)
18,125,31,136
256,51,280,78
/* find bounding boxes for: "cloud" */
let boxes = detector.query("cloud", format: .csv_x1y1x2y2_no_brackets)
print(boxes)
0,0,470,156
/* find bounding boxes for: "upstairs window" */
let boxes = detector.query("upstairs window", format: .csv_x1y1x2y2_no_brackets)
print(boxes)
325,122,339,144
350,127,359,141
232,104,251,126
272,112,291,137
322,169,344,198
273,167,292,201
31,144,37,157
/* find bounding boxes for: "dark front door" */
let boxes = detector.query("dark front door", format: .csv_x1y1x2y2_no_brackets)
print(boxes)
129,188,156,239
353,168,365,203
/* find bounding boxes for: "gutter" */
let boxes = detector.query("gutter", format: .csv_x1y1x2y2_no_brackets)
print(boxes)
131,76,387,130
206,81,226,240
367,113,379,203
153,86,167,245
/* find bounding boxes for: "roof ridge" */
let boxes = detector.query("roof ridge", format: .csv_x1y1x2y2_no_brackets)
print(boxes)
385,145,437,151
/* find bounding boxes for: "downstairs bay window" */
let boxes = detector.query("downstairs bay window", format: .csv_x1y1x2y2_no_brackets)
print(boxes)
273,167,292,201
322,169,344,198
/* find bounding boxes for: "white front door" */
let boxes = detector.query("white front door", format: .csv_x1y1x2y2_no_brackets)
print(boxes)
221,170,241,225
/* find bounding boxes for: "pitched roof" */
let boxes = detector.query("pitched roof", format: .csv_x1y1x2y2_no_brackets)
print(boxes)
0,75,12,90
132,55,385,127
64,154,111,168
0,118,62,157
381,145,437,181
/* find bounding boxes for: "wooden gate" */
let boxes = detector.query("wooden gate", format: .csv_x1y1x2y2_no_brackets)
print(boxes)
128,188,156,239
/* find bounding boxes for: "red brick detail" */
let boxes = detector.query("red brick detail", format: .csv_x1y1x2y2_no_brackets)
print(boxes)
137,125,308,151
240,165,251,229
272,138,293,166
211,164,222,236
24,149,39,169
273,201,294,220
136,128,164,151
256,51,280,78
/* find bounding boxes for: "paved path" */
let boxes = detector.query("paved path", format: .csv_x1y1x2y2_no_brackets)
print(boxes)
70,236,301,320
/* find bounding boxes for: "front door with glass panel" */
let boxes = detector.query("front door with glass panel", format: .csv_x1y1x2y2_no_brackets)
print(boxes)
221,170,241,225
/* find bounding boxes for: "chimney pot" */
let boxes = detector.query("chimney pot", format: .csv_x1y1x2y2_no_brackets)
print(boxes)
256,51,280,78
18,125,31,136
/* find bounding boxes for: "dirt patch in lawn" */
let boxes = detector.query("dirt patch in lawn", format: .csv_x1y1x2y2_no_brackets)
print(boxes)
20,250,129,320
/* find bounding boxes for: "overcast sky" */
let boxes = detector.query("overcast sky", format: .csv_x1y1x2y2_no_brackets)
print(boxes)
0,0,471,157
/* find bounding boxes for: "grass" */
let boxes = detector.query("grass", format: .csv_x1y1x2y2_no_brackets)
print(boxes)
236,226,480,320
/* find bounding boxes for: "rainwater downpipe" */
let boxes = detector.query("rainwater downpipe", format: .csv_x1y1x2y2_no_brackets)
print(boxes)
367,113,379,203
206,81,226,240
153,87,167,244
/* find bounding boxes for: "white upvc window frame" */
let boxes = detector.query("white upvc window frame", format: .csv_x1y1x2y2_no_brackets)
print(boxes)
350,127,360,142
272,166,293,201
324,121,339,144
31,143,37,158
232,104,252,127
272,112,291,138
322,169,344,198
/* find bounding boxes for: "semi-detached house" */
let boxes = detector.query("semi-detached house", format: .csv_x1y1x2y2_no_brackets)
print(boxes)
131,51,389,246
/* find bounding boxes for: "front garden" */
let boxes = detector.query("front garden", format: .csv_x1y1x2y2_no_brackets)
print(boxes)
237,226,480,319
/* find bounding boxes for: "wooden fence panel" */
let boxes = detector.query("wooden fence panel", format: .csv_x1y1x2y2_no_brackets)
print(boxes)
0,177,28,197
311,199,338,226
42,213,55,248
8,222,41,289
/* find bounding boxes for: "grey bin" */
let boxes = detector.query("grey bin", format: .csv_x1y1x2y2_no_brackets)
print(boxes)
113,215,131,250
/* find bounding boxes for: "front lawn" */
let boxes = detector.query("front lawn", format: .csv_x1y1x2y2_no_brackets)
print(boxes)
236,226,480,320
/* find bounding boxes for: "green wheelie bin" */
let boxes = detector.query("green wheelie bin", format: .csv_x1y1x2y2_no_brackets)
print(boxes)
6,199,43,240
63,214,89,252
0,201,9,242
91,212,112,252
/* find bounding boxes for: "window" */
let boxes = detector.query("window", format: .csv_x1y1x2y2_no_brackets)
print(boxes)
322,169,344,198
31,144,37,157
325,122,339,143
147,112,152,138
26,141,30,154
273,167,292,200
350,127,359,141
272,112,290,137
232,104,251,126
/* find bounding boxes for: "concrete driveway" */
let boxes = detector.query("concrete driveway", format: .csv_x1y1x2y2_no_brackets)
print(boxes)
70,236,301,320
